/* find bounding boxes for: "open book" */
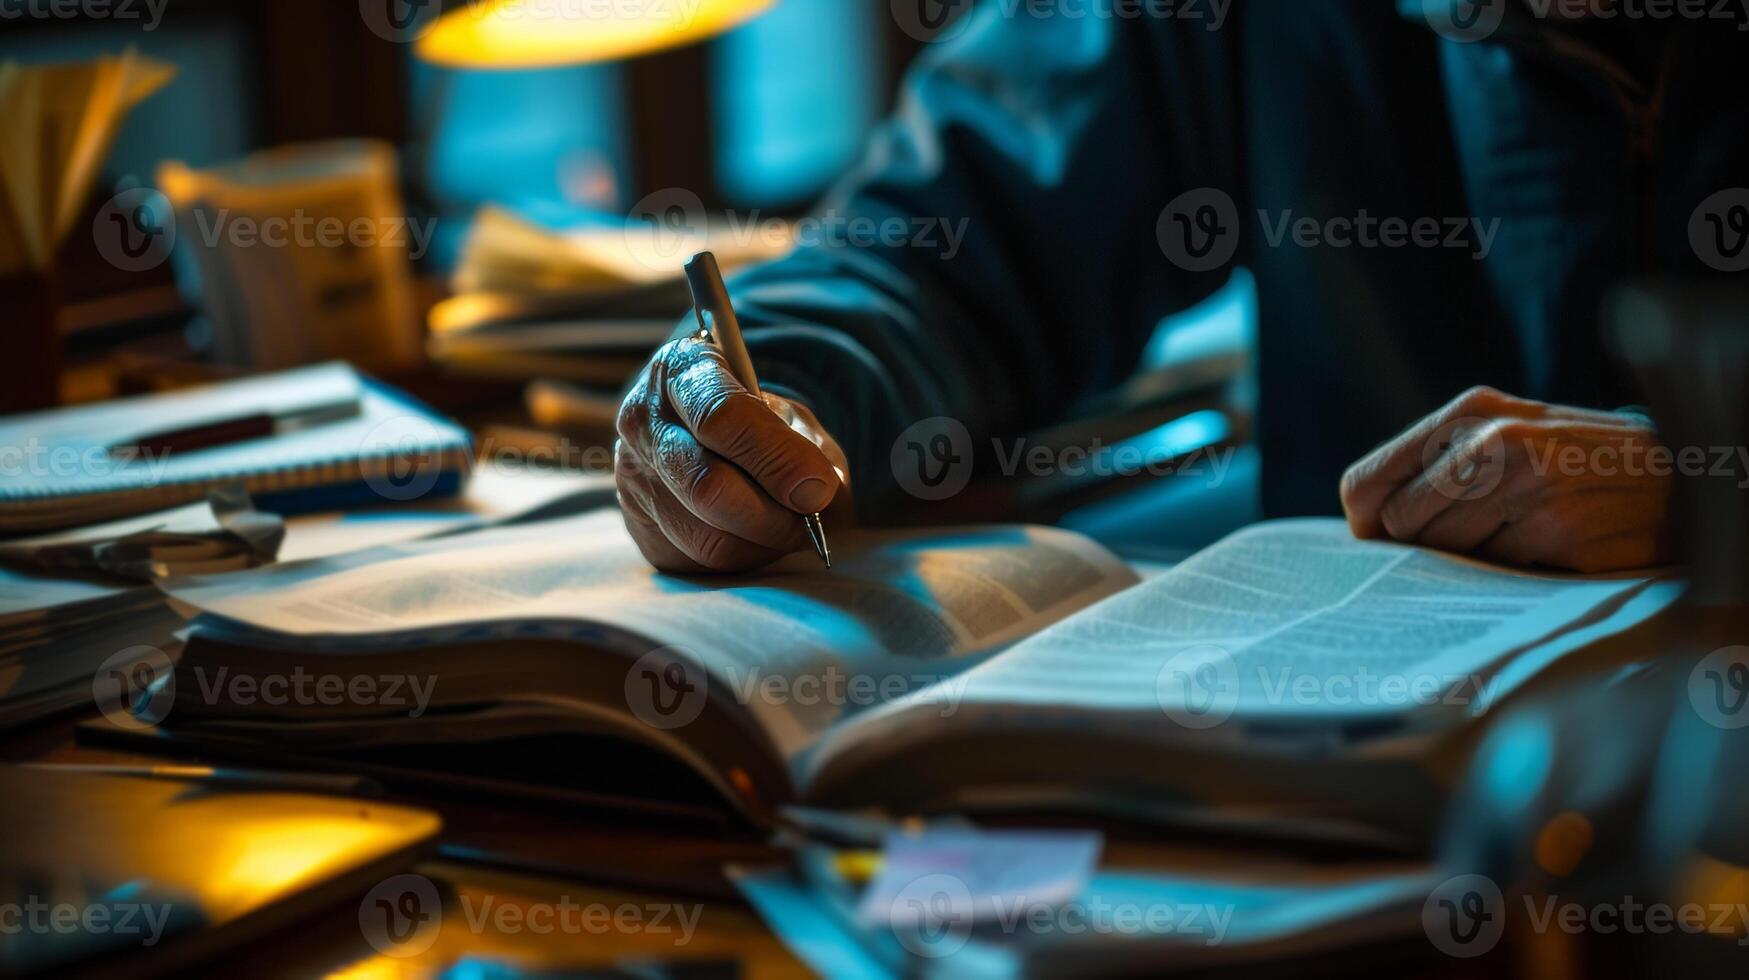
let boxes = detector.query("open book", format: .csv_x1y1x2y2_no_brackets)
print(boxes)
157,512,1679,842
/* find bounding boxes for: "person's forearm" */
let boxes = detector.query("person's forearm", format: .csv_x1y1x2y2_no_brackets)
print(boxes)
705,7,1244,514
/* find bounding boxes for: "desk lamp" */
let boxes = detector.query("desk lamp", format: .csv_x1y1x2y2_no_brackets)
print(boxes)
414,0,775,68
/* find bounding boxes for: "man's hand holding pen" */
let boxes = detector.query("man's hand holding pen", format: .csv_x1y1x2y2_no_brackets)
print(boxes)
614,337,851,573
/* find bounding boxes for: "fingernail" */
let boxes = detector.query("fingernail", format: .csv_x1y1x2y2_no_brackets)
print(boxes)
789,477,833,512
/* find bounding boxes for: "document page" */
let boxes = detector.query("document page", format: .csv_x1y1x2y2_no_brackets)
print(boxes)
164,510,1137,756
824,519,1669,762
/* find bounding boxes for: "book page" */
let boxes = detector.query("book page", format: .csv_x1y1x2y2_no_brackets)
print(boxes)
163,509,1138,758
813,519,1672,776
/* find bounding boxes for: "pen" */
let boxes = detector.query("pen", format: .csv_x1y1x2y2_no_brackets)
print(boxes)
683,251,833,568
109,397,360,457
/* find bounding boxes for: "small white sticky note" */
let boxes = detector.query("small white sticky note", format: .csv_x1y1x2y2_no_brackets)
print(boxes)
857,828,1102,930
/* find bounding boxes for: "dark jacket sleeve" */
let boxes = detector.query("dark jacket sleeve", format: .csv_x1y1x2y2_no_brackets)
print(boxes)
727,6,1244,514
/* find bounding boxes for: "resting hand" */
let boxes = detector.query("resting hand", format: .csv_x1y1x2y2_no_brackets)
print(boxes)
1339,386,1674,573
615,337,849,572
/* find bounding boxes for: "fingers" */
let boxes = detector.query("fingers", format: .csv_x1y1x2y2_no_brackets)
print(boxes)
1349,400,1676,573
616,442,788,572
618,490,706,574
613,339,849,573
648,416,810,551
1340,386,1540,539
1374,418,1519,541
1415,500,1509,556
777,396,851,488
662,341,841,514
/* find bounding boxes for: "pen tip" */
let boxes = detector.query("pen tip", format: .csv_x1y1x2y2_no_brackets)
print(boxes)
804,512,831,569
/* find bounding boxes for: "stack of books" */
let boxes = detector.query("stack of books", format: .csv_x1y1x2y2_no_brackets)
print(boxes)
430,206,789,388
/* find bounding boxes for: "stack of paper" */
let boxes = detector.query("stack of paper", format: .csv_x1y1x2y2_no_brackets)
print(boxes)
0,564,181,729
452,204,790,296
435,206,790,385
0,49,177,275
0,488,284,581
426,280,680,387
0,490,283,729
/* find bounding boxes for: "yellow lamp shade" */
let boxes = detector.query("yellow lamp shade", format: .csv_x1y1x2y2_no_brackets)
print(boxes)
415,0,776,68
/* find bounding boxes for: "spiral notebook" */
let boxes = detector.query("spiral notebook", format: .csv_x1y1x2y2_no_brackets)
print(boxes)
0,363,471,535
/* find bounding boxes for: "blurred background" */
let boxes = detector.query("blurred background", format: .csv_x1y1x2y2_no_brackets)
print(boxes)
0,0,922,402
0,0,1253,543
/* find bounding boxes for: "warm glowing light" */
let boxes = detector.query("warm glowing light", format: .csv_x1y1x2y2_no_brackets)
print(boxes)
1533,811,1594,877
205,815,414,911
1674,854,1749,941
416,0,777,68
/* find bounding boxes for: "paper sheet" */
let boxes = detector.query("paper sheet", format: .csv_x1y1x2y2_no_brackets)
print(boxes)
913,519,1661,721
276,462,615,561
164,510,1137,757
